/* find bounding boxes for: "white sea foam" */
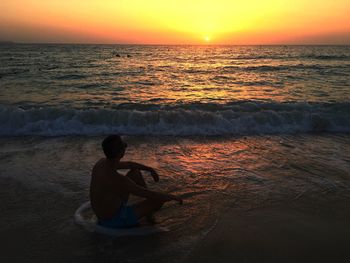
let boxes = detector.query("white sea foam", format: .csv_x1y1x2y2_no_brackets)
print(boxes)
0,102,349,136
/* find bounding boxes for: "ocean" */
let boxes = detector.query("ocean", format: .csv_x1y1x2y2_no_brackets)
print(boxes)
1,45,350,135
0,44,350,262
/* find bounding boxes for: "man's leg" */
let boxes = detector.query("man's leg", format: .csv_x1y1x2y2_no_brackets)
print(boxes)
132,199,164,220
120,168,147,203
126,168,147,188
126,168,163,222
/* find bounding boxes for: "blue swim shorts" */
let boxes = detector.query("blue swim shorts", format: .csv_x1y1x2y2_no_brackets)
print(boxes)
98,203,139,229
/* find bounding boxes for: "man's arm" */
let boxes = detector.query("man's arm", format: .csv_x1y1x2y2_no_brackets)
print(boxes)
121,176,183,204
116,161,152,171
116,161,159,181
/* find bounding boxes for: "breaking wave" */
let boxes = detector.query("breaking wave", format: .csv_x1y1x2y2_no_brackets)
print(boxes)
0,102,349,136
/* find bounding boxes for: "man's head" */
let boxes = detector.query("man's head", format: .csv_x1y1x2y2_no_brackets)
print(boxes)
102,135,127,160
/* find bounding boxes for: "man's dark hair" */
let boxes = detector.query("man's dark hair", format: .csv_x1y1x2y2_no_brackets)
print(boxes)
102,135,126,160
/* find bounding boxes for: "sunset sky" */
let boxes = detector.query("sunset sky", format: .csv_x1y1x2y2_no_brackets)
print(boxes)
1,0,350,44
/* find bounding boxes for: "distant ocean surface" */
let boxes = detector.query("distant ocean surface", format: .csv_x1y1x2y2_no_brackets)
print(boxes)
0,44,349,136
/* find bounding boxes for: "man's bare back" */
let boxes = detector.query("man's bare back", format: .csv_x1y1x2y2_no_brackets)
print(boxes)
90,158,125,219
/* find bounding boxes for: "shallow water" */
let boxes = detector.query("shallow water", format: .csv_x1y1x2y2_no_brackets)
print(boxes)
1,135,349,263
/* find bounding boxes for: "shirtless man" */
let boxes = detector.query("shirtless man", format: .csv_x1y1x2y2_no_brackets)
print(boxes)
90,135,183,228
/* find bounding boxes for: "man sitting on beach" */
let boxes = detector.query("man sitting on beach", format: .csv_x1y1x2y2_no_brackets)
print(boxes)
90,135,183,228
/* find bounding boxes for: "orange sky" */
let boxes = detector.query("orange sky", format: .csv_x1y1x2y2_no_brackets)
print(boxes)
1,0,350,44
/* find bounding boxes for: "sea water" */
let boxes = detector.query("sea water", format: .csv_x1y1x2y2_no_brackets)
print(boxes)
0,45,349,263
1,45,350,135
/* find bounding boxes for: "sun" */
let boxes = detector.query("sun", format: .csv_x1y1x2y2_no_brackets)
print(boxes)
204,36,211,42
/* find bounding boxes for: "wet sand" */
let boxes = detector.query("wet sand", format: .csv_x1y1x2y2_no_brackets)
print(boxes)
186,195,350,263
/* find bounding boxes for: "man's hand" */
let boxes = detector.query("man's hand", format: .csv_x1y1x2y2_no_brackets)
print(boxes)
149,168,159,182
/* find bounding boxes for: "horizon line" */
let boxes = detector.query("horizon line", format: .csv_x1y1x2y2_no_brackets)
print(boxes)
1,41,350,46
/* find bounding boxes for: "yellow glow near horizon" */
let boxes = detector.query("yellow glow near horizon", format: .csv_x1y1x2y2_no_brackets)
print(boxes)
1,0,350,44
